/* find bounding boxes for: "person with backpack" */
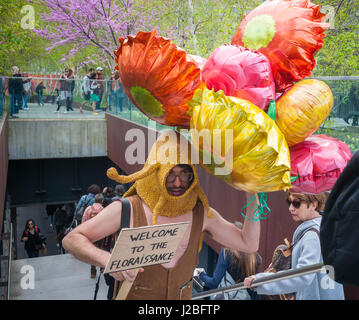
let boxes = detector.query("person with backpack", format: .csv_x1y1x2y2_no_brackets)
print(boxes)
244,192,345,300
21,219,46,258
74,184,101,225
81,193,105,278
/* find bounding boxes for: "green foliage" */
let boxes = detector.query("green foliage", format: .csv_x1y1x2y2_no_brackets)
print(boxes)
2,0,359,76
313,0,359,76
317,126,359,153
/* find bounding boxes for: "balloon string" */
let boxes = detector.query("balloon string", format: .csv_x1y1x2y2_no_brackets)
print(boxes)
241,192,271,222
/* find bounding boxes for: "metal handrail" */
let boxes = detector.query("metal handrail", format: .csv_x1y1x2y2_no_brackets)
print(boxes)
7,223,13,300
192,262,325,300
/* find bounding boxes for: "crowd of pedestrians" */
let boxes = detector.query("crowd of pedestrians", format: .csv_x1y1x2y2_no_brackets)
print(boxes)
1,65,130,118
21,183,125,260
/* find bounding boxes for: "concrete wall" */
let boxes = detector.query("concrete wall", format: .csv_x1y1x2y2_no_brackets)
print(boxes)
8,119,107,160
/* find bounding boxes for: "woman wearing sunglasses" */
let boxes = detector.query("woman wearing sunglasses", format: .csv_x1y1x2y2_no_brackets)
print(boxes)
244,192,345,300
21,219,45,258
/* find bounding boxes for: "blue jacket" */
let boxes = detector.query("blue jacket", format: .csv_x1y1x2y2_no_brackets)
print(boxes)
255,217,345,300
199,248,228,289
75,193,95,213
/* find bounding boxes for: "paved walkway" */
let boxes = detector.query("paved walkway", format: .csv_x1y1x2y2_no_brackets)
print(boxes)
11,102,106,120
10,254,108,300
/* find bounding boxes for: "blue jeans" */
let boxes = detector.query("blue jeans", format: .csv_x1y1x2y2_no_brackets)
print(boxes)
23,93,29,109
37,92,43,105
10,93,22,115
96,92,103,110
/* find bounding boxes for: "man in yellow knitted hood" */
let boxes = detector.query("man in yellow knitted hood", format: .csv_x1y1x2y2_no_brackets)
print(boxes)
63,130,260,300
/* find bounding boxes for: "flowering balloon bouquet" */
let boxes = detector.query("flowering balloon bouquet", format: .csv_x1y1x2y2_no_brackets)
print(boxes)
113,0,352,195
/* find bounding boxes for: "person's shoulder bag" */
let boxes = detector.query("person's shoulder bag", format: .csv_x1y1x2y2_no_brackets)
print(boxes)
265,227,320,300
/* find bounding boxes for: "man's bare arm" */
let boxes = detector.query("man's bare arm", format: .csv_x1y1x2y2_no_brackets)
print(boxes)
203,192,260,253
62,201,124,268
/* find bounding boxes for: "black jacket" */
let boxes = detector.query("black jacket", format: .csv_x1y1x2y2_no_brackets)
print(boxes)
22,226,42,251
8,74,25,95
320,150,359,286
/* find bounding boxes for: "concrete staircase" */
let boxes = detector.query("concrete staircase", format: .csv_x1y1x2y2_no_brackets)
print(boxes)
10,254,108,300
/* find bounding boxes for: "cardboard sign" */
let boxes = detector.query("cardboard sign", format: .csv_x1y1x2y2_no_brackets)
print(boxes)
104,222,190,274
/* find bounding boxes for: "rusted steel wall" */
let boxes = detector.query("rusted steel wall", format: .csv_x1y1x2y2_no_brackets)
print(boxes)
106,113,298,271
0,113,9,239
106,113,359,299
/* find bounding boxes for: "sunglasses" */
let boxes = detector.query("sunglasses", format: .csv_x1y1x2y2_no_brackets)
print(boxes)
286,199,302,209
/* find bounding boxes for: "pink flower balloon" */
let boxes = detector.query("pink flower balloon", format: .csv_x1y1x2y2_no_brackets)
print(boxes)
290,135,352,194
201,45,276,111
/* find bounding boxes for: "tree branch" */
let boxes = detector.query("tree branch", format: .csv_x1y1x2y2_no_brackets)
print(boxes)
100,0,118,47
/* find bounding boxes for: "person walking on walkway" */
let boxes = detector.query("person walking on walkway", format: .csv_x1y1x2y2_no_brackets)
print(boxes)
22,72,32,110
35,80,46,106
21,219,46,258
54,205,68,254
81,68,94,113
8,66,25,118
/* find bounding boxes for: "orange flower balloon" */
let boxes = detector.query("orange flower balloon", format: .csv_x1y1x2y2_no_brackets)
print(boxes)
114,30,202,127
275,79,333,147
232,0,329,92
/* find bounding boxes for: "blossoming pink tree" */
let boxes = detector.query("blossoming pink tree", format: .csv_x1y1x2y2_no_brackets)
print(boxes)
33,0,164,68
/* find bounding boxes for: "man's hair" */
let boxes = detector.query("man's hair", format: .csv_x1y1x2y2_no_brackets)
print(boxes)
88,184,100,194
177,164,193,172
89,68,94,72
115,184,125,196
287,192,327,212
94,193,104,203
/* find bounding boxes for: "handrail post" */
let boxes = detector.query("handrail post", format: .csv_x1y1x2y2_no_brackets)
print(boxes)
192,263,326,300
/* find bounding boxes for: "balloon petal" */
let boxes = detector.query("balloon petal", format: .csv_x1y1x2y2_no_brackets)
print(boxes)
114,30,202,127
232,0,329,92
189,88,291,193
275,79,333,146
290,135,352,194
202,45,276,111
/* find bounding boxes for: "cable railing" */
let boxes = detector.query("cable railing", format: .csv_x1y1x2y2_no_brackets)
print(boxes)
0,75,359,151
6,223,13,300
192,262,326,300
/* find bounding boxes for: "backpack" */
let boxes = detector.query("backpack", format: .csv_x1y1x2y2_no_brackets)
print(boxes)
265,227,320,300
321,150,358,286
88,205,103,220
74,195,92,222
213,271,251,300
25,225,39,236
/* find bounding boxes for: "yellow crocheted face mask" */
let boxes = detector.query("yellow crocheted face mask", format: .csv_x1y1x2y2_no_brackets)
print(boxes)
107,130,213,224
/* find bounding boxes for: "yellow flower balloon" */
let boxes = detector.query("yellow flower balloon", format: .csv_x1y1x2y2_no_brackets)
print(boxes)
188,88,291,193
275,79,334,147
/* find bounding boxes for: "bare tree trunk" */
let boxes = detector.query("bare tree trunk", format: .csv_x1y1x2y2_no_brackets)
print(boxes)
188,0,199,54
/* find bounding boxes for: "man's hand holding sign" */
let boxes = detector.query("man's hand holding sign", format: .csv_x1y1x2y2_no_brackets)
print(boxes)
104,222,189,299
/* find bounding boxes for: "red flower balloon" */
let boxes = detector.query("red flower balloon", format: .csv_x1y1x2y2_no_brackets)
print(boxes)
290,135,352,194
114,30,202,127
201,45,276,111
232,0,329,92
